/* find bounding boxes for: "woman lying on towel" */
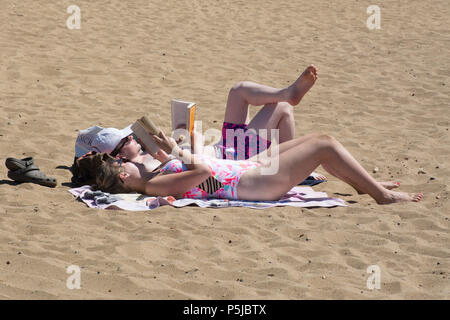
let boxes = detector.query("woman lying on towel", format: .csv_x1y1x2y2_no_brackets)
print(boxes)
106,65,326,180
96,128,423,205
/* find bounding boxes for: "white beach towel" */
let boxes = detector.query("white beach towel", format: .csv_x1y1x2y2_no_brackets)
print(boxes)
69,186,347,211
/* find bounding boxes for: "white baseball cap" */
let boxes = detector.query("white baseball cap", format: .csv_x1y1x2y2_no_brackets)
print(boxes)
75,125,133,157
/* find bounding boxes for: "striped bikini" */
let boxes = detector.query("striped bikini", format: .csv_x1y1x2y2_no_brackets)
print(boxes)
197,175,224,194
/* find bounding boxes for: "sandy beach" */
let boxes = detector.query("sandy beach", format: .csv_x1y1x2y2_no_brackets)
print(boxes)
0,0,449,299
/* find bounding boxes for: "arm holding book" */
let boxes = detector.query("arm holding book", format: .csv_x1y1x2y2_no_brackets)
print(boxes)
135,136,170,162
152,132,206,169
144,131,211,197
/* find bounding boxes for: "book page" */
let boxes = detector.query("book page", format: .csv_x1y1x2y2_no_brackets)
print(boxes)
131,121,160,154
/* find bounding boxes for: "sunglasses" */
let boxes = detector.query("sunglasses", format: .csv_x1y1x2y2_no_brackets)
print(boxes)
111,137,129,157
113,157,129,183
114,157,129,167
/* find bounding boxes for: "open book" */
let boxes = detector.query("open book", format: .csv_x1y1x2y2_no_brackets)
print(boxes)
171,99,196,141
130,116,161,154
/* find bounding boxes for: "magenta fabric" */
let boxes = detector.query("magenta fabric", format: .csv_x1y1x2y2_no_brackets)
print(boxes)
217,122,272,160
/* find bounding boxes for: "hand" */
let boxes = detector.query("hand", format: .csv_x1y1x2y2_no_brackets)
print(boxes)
175,134,186,144
152,131,178,154
155,149,169,162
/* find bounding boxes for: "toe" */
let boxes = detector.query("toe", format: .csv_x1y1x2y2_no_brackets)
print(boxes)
306,65,316,73
413,192,424,201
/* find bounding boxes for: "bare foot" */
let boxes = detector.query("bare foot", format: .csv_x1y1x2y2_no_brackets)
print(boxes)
287,65,318,106
310,171,327,180
376,190,423,205
357,181,400,194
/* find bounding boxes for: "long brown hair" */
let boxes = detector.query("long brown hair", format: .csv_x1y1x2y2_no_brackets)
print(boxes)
95,161,132,194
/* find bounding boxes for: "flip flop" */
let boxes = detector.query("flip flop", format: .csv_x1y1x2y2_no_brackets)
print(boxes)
5,157,34,171
299,178,325,186
7,164,57,188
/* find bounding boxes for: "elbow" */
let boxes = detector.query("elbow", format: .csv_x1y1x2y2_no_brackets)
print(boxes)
198,164,211,179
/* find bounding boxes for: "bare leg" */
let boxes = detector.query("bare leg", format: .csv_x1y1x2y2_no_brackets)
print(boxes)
251,132,399,187
238,134,423,204
321,162,400,193
249,132,321,161
249,132,326,180
247,102,295,143
223,65,318,124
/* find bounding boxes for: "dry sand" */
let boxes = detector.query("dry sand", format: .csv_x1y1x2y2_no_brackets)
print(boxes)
0,0,449,299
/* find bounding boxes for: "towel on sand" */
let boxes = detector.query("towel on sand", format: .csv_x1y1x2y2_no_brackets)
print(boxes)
69,186,347,211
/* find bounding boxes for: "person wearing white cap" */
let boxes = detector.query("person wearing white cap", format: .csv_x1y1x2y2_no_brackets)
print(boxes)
75,124,168,172
75,125,131,158
91,125,133,155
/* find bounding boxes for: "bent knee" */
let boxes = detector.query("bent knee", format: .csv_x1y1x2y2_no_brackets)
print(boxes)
318,133,335,141
230,81,249,93
276,102,294,117
313,132,339,147
310,132,334,140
